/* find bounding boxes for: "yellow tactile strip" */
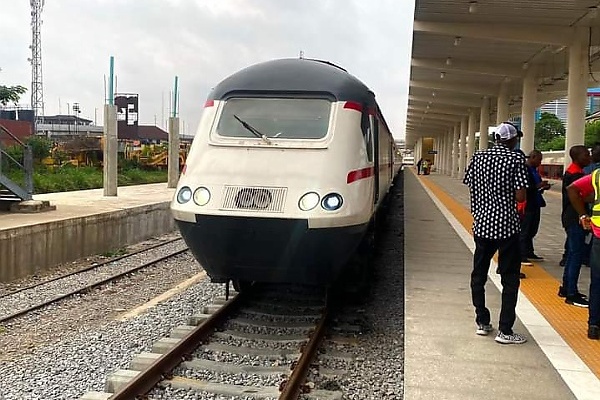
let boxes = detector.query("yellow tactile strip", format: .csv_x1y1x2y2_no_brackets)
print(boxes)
418,173,600,379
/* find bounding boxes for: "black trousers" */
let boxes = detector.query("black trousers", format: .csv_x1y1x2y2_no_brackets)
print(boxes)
471,234,521,334
519,209,541,259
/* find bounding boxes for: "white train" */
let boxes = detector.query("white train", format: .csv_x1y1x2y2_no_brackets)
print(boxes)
171,58,400,289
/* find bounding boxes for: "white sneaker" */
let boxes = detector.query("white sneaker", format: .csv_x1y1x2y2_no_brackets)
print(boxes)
476,324,493,336
495,331,527,344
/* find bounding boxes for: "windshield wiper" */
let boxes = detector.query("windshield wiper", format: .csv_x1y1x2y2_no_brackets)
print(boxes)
233,115,272,144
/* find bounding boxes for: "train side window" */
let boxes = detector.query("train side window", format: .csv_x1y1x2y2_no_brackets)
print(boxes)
361,111,373,162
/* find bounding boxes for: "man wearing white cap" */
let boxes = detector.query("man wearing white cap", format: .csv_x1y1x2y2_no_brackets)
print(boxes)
463,122,529,344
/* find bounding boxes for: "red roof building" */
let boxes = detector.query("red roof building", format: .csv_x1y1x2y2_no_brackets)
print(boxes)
0,119,33,146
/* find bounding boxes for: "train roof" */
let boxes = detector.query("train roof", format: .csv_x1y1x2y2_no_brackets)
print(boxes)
207,58,377,106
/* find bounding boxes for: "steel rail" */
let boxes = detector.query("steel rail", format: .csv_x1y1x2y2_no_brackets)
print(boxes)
109,293,245,399
0,248,188,324
0,237,184,300
279,308,329,399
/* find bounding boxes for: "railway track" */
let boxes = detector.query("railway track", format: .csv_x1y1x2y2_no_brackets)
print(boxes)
80,286,347,400
0,238,188,324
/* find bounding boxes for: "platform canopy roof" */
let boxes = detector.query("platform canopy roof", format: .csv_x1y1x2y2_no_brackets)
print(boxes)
406,0,600,147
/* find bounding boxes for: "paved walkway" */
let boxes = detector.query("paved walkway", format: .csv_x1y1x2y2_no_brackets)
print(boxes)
0,183,176,230
404,169,600,400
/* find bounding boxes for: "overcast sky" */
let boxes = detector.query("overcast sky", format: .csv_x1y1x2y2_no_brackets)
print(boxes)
0,0,415,139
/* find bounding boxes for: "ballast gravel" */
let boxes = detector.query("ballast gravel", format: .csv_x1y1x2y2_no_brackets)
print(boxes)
0,240,188,321
0,257,223,399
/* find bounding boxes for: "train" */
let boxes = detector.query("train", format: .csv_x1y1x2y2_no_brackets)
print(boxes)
539,150,571,180
170,58,400,290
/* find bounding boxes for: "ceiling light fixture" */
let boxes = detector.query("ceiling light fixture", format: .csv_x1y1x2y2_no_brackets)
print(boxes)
440,71,446,79
446,57,452,66
554,45,566,54
522,62,529,70
468,1,478,14
432,91,437,97
454,36,462,46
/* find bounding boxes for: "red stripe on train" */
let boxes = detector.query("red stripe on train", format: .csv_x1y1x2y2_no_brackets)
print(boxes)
347,167,374,184
343,102,376,115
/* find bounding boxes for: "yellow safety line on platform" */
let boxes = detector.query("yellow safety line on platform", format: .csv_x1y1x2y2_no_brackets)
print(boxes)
417,173,600,379
115,271,207,321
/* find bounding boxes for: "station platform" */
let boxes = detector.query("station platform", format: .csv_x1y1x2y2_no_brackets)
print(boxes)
404,168,600,400
0,183,176,282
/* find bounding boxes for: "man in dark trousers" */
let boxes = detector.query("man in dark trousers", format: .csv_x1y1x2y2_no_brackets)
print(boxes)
560,145,591,307
463,122,528,345
417,158,423,175
520,150,550,265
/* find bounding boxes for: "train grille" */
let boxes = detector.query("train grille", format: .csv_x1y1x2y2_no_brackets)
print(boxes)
221,186,287,213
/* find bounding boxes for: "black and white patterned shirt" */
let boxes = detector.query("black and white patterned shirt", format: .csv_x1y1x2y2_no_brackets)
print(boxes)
463,144,528,239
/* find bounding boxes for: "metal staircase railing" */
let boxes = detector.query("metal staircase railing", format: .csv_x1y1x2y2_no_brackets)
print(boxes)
0,123,33,201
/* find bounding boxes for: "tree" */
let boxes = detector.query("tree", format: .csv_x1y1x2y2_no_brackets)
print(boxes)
585,120,600,147
534,112,565,150
0,85,27,106
25,136,52,163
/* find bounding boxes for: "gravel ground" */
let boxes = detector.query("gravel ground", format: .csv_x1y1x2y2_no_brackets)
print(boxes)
150,386,274,400
0,239,188,321
0,253,224,399
0,231,182,297
307,172,405,400
195,346,296,367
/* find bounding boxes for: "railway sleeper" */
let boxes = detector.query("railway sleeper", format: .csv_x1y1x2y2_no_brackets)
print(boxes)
166,376,342,399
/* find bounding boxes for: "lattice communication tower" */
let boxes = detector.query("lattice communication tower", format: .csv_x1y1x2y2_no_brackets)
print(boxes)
30,0,45,133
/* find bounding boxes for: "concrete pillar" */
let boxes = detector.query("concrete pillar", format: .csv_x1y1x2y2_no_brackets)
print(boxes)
521,69,537,154
103,104,118,196
467,109,477,160
458,117,468,177
496,81,509,124
479,97,490,150
445,130,452,175
167,117,180,188
565,27,590,171
451,123,459,178
441,134,447,174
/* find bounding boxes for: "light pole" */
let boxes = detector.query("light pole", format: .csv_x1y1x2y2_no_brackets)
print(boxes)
73,103,80,135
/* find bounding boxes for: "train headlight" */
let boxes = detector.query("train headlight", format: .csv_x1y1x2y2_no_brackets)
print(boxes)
321,193,343,211
193,187,211,206
298,192,320,211
176,186,192,204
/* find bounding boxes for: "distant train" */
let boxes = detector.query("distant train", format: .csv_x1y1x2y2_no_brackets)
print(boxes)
171,58,400,290
539,150,567,180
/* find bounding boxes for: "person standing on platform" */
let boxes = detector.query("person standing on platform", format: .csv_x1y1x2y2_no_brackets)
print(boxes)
463,122,529,345
560,145,591,307
417,158,423,175
520,150,550,265
565,170,600,340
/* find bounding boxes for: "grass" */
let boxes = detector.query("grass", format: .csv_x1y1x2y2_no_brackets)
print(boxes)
101,247,128,258
4,166,168,194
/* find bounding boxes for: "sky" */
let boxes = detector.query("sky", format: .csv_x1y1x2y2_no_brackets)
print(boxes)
0,0,415,139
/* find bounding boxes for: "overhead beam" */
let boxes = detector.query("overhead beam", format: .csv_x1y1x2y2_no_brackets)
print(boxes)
407,120,457,129
409,94,482,108
412,57,524,78
408,112,463,122
411,80,499,96
409,102,471,115
406,118,454,126
413,21,572,46
409,106,464,116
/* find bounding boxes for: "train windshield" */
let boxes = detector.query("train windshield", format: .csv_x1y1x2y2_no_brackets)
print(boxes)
215,98,331,140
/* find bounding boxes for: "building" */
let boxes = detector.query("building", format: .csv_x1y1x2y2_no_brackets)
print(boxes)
0,119,33,146
536,88,600,124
